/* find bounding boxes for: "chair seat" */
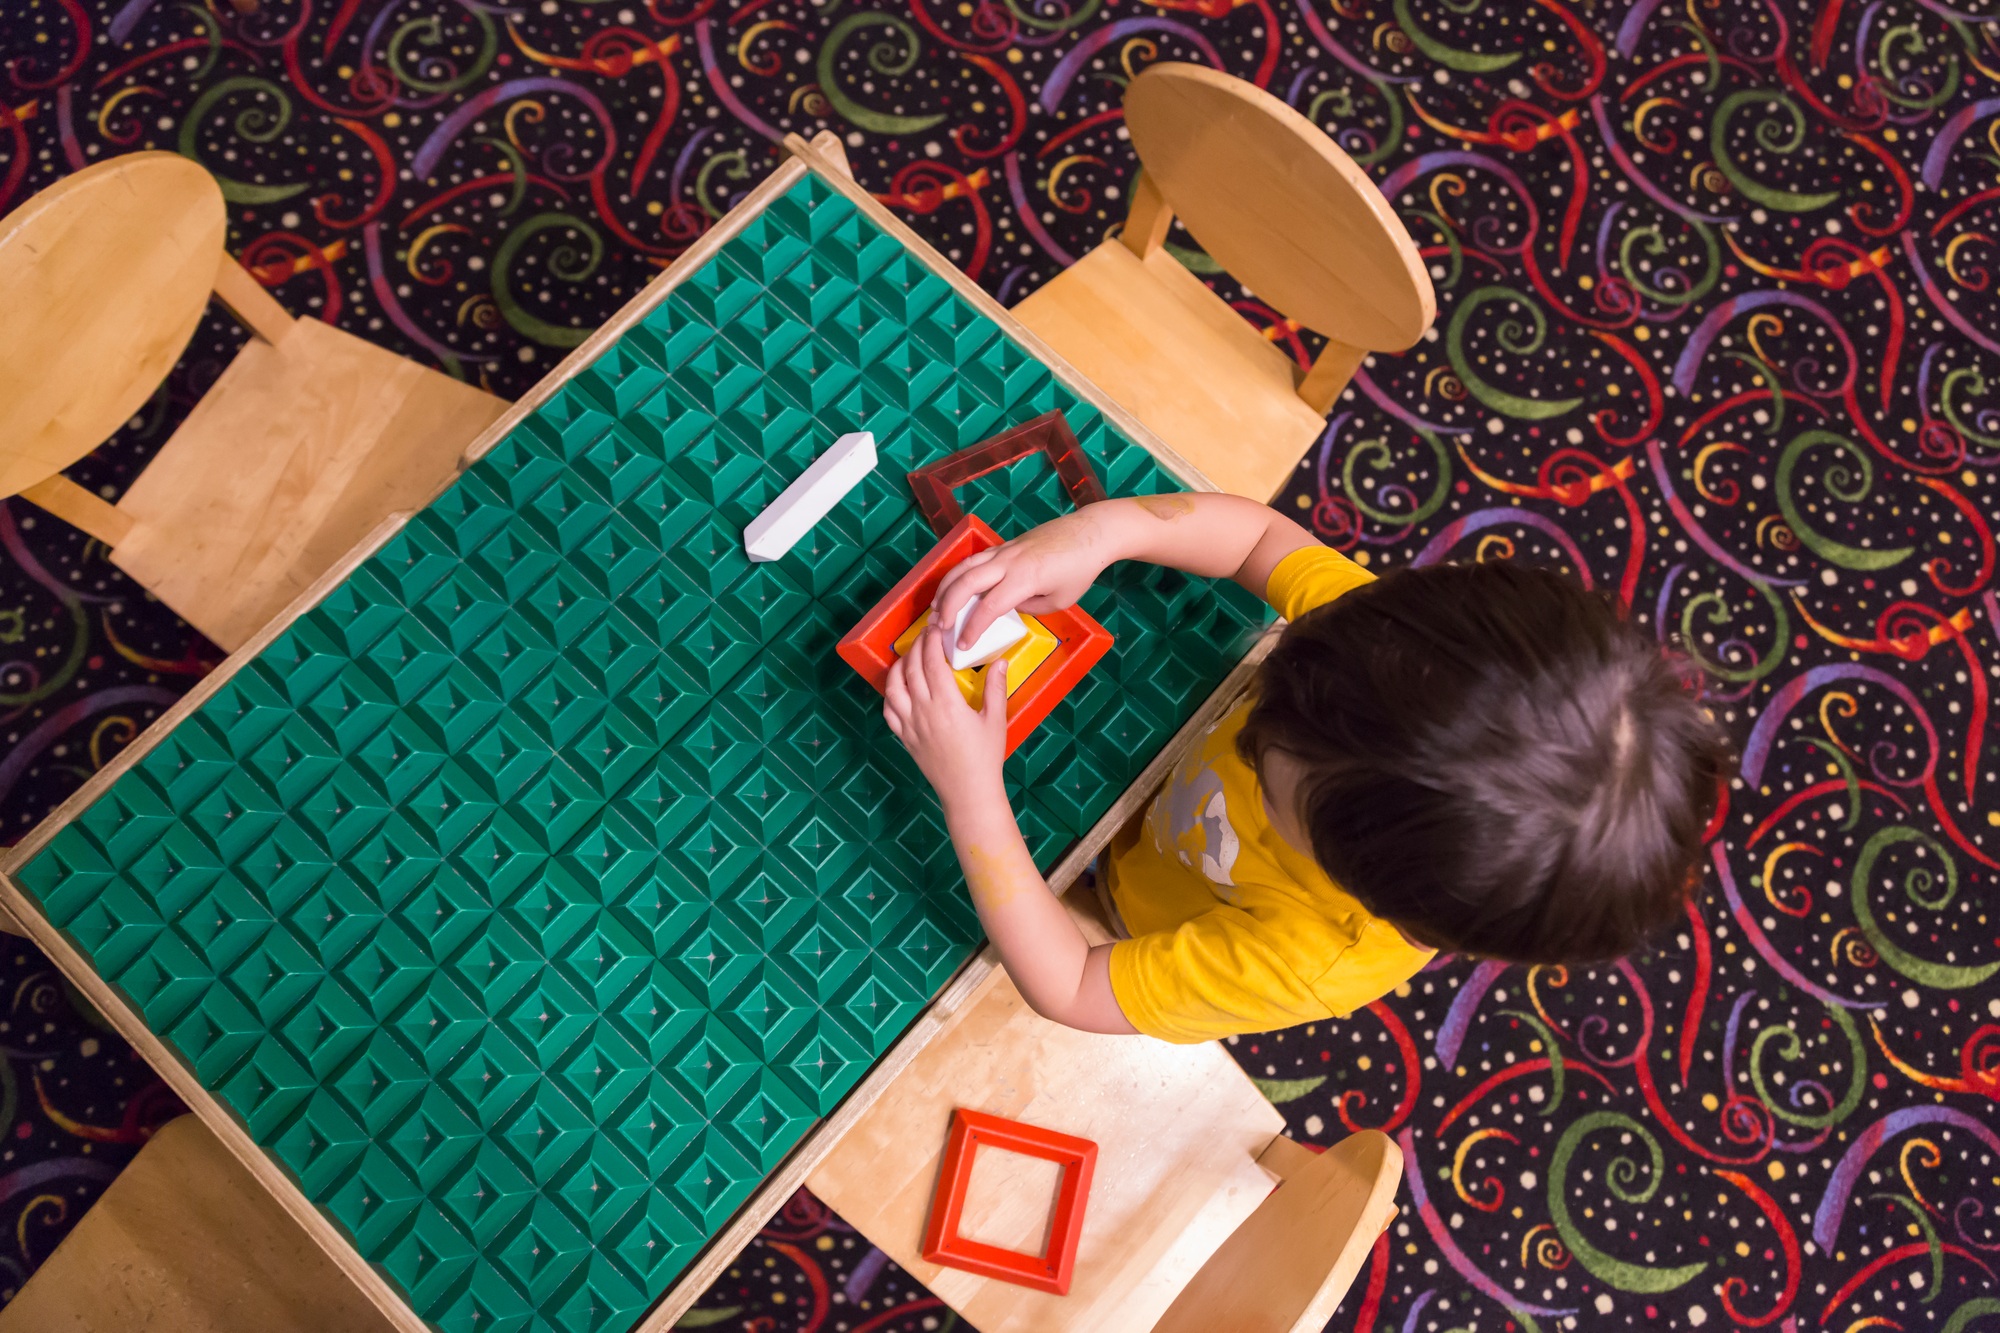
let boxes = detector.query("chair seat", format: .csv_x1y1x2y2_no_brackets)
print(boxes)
110,319,507,650
1013,240,1328,502
0,1115,394,1332
807,959,1286,1333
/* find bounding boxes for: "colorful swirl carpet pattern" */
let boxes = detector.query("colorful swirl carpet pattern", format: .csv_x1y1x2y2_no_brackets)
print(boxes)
0,1,1998,1330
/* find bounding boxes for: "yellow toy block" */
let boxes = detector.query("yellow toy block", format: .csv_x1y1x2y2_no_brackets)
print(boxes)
892,610,1058,708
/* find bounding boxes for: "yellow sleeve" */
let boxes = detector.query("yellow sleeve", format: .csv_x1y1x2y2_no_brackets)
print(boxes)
1263,544,1375,622
1308,917,1435,1015
1107,906,1335,1044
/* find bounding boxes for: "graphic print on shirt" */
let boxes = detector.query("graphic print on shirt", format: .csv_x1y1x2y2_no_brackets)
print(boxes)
1149,736,1241,895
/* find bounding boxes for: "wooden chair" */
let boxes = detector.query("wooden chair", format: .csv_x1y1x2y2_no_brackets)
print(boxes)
0,152,508,651
0,1114,394,1332
1012,63,1435,502
807,905,1403,1333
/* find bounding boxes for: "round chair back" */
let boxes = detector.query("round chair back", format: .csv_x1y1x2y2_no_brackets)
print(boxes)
1123,63,1434,351
0,152,226,496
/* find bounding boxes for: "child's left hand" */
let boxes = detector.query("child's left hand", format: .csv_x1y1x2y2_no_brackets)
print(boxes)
883,625,1008,811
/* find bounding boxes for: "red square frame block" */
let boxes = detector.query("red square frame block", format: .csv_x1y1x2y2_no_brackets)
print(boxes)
836,515,1111,757
920,1107,1098,1295
906,412,1108,538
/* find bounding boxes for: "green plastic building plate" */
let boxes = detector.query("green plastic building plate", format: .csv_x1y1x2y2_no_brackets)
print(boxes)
12,170,1266,1333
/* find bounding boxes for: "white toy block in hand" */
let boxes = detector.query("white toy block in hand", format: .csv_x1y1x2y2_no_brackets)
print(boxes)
947,595,1028,671
743,431,876,562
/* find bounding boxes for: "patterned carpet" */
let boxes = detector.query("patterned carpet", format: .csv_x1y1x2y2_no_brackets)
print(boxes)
2,1,1999,1330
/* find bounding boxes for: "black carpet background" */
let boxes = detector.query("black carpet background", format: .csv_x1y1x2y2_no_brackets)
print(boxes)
1,2,1998,1330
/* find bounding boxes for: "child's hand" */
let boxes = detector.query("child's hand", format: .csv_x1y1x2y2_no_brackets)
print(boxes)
933,511,1108,652
884,625,1009,808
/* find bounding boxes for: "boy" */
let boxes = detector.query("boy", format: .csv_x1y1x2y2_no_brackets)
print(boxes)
881,493,1732,1042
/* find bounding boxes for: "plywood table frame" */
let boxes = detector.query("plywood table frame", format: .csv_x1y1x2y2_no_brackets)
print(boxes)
0,131,1265,1333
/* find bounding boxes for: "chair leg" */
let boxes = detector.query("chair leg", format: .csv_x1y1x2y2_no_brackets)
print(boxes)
19,474,134,548
213,256,298,347
1296,338,1366,415
1253,1133,1318,1184
1120,170,1174,259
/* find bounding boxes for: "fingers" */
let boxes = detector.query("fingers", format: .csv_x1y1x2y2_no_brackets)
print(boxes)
920,623,973,708
932,551,996,613
953,584,1011,652
933,554,1005,630
954,566,1043,648
883,655,913,724
939,546,998,581
982,657,1008,729
903,628,935,706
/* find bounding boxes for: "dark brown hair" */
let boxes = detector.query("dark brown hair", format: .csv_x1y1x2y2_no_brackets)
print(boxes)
1238,559,1733,963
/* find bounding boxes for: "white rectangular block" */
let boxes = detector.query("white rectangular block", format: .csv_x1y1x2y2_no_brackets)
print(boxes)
743,431,876,562
947,595,1027,671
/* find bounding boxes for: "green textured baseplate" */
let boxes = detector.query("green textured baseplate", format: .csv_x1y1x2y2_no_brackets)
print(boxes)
14,171,1266,1333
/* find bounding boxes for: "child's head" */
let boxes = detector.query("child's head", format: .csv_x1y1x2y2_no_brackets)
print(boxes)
1238,559,1733,964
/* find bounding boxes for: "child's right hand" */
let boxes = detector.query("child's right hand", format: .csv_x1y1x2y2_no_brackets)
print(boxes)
932,510,1110,651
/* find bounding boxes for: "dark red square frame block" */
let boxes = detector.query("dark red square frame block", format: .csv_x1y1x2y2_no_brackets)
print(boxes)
906,412,1109,537
920,1107,1098,1295
836,515,1112,757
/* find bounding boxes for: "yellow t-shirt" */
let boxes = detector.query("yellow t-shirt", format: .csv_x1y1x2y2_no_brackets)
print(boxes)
1105,545,1435,1043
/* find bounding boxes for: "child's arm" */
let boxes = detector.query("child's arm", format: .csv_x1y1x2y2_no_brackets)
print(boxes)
883,626,1134,1032
883,495,1317,1032
934,493,1317,653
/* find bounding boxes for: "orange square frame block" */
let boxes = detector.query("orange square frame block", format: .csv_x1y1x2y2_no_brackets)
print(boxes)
920,1107,1097,1295
836,515,1111,757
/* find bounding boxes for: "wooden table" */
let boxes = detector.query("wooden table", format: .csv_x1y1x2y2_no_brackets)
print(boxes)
0,134,1264,1333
